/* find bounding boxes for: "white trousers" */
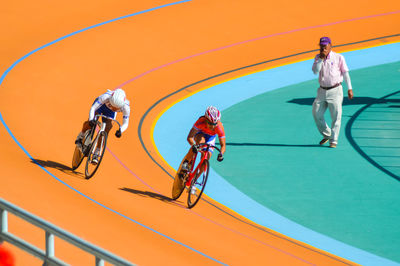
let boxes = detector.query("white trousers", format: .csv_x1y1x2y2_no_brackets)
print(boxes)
312,85,343,144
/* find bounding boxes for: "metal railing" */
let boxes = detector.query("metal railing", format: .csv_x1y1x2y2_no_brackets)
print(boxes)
0,198,134,266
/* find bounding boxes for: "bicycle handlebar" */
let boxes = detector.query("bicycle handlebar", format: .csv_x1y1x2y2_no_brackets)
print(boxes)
195,143,221,153
94,114,122,129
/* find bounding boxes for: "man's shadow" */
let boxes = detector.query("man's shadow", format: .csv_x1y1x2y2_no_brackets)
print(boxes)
222,98,400,149
288,96,400,106
31,159,85,179
226,143,320,148
119,187,181,206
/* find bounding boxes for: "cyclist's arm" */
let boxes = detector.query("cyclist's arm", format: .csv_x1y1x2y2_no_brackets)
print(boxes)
187,127,198,146
120,104,130,133
219,136,226,155
89,100,101,121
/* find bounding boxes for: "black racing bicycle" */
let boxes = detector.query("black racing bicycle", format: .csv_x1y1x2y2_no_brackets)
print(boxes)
72,114,121,179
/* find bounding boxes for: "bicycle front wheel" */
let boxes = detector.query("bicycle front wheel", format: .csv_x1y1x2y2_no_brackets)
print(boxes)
85,131,107,179
187,159,209,208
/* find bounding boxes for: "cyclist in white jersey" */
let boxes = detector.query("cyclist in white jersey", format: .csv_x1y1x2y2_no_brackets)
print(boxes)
74,89,130,158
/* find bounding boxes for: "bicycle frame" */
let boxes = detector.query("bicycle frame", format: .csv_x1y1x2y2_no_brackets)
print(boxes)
82,115,111,152
185,143,220,187
83,114,121,179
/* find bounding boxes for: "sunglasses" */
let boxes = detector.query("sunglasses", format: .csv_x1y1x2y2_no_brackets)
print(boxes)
207,121,218,126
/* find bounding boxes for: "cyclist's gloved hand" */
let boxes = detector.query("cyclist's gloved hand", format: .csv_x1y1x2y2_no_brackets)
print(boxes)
191,145,198,153
89,120,96,127
115,129,122,138
217,153,224,162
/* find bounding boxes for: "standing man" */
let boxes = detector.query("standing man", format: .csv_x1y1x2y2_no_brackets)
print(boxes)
312,37,354,148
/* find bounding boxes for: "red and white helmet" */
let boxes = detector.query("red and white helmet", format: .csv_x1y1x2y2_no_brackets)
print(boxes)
109,88,126,109
205,106,221,124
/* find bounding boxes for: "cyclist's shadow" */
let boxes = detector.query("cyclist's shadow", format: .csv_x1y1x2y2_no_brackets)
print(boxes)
119,187,183,206
30,158,85,179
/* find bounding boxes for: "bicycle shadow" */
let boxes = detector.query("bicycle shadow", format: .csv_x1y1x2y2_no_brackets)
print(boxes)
119,187,184,206
31,159,85,179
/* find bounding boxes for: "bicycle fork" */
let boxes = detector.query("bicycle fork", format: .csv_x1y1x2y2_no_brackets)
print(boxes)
95,123,107,154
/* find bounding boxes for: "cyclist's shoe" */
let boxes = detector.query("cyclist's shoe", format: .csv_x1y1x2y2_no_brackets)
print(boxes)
181,160,190,172
190,186,196,195
75,133,83,144
91,155,99,165
178,172,185,181
92,149,101,164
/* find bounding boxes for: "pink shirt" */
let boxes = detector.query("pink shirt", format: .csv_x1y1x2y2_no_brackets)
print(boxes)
313,51,349,87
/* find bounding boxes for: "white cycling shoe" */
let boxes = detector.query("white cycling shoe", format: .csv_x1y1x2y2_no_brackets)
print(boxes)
91,155,99,165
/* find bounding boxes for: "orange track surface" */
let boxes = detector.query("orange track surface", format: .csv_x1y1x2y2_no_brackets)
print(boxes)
1,0,399,265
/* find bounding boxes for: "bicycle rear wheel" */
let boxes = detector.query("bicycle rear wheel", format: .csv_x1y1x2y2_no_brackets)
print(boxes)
187,159,209,208
172,167,186,200
85,131,107,179
71,130,92,170
71,145,84,170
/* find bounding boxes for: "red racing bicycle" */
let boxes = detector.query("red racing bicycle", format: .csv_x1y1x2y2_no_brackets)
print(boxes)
172,143,221,208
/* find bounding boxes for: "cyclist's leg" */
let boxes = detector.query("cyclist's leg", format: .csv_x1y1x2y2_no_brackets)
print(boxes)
75,120,91,145
77,98,99,143
180,150,193,172
200,134,216,172
95,107,115,144
103,116,113,138
187,133,206,165
199,152,212,173
94,118,111,158
178,133,204,173
103,117,113,134
82,120,91,132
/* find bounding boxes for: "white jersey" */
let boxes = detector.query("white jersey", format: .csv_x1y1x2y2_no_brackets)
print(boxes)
89,90,131,133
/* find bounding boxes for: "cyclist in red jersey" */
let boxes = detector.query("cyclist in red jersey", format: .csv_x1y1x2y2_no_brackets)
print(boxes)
181,106,226,172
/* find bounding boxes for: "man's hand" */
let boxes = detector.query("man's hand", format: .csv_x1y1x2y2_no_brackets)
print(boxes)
217,154,224,162
319,44,330,60
348,89,354,100
319,50,329,60
115,129,122,138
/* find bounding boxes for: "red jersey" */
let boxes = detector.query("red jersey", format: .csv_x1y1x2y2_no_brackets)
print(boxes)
193,116,225,138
